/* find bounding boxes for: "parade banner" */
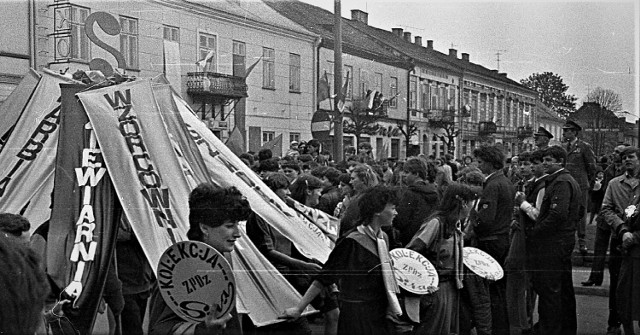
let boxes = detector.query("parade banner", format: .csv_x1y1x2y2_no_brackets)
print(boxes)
48,83,121,334
0,69,40,151
78,80,192,272
171,90,332,263
287,198,339,244
0,70,73,221
233,225,317,326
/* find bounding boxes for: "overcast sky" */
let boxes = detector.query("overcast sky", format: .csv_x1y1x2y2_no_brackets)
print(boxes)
300,0,639,117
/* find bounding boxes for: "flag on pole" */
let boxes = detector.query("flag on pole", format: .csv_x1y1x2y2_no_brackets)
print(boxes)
225,126,245,156
317,71,330,102
337,71,350,112
260,134,283,157
195,50,215,71
243,56,263,79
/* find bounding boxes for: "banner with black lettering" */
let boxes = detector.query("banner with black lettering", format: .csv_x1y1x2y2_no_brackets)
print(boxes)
171,90,332,263
0,70,74,226
0,69,40,152
78,80,192,270
48,83,121,334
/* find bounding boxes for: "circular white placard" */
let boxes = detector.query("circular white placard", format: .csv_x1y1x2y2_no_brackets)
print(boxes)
157,241,235,322
390,248,439,294
463,247,504,281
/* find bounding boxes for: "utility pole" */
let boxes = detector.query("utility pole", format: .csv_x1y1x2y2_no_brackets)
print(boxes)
333,0,344,162
496,50,507,71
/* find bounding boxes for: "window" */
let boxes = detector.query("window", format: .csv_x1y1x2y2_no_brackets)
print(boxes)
439,87,446,109
374,73,382,92
120,16,138,69
389,77,398,108
448,87,456,110
480,93,486,121
289,53,301,92
359,69,368,98
70,6,90,60
471,91,478,122
488,95,495,121
262,47,275,89
497,98,503,125
198,32,216,72
290,133,300,144
409,76,417,109
262,131,275,144
163,25,179,42
421,84,429,110
232,41,246,77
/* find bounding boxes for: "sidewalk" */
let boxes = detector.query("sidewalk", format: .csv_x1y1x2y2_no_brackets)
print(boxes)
572,217,609,297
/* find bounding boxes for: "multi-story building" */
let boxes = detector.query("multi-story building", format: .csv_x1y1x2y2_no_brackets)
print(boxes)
266,1,413,159
3,0,320,156
536,100,565,146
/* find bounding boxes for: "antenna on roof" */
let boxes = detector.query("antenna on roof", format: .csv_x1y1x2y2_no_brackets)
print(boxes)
496,49,507,71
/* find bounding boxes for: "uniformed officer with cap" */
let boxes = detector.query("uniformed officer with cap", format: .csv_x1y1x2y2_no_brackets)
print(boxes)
534,126,554,150
562,120,597,255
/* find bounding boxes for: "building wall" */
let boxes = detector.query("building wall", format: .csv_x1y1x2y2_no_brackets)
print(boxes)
0,0,32,102
35,0,317,155
317,48,410,158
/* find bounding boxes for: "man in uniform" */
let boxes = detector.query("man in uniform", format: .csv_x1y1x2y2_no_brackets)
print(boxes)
562,120,597,254
529,146,582,335
534,126,553,150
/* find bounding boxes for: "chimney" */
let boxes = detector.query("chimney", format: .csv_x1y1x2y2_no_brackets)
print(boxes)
449,48,457,58
391,28,404,37
499,73,508,77
426,40,433,49
350,9,368,25
403,32,412,42
461,53,469,61
414,36,423,46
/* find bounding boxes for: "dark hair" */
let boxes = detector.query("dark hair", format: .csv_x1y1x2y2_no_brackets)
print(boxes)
338,173,351,186
518,151,532,163
310,166,329,179
543,146,568,166
620,146,640,159
430,183,479,238
458,166,484,187
0,235,49,334
263,172,290,192
0,213,30,237
257,158,280,173
344,145,356,155
473,145,506,170
358,185,399,225
324,167,341,186
530,150,545,164
404,157,428,180
298,154,314,163
258,149,273,162
187,185,251,241
281,161,301,173
290,174,324,204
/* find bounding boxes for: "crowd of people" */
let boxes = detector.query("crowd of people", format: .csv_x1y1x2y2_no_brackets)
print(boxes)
4,119,640,335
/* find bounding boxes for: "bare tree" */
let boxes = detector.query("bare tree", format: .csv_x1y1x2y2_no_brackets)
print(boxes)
586,87,623,111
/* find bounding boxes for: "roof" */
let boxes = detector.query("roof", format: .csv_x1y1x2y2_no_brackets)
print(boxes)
536,100,563,122
264,0,412,69
186,0,315,37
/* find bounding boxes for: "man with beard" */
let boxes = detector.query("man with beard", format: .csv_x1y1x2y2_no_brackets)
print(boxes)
528,146,581,335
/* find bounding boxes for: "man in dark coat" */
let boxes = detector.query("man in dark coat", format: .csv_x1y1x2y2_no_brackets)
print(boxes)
528,146,582,335
534,126,553,151
562,120,597,254
473,145,515,335
393,157,439,246
318,167,342,215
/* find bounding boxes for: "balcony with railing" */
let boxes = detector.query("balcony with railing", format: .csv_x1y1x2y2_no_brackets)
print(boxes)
186,72,248,98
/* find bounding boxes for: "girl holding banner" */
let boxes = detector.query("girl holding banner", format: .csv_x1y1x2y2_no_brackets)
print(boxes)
406,183,478,334
283,185,401,335
148,185,251,335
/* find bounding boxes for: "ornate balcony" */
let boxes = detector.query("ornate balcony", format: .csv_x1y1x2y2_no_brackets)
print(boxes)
186,72,248,98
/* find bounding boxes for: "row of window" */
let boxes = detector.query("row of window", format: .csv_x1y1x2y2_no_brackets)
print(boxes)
63,7,301,92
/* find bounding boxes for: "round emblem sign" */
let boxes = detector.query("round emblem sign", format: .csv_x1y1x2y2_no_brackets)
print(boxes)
311,109,332,140
463,247,504,281
157,241,236,322
389,248,439,295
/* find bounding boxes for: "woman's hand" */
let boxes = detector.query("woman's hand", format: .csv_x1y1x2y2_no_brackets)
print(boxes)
280,307,302,320
203,305,233,331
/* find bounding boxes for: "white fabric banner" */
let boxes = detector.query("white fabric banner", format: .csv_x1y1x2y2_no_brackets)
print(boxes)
172,90,332,263
78,80,192,270
0,71,72,221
